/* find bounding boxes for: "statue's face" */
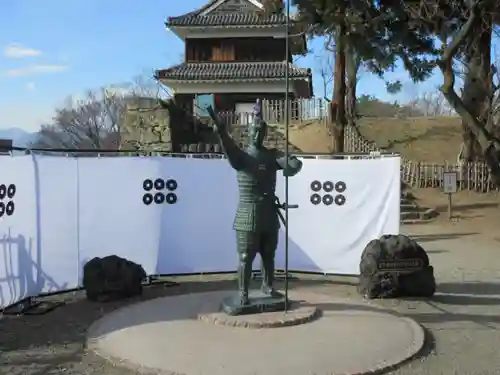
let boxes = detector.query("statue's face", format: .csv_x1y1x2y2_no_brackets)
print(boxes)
248,120,267,149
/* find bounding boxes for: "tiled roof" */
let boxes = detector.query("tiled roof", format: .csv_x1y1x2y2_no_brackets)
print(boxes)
166,0,292,27
156,62,311,81
167,13,288,27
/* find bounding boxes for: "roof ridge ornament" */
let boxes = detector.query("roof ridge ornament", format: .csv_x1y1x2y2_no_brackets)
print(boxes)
200,0,263,17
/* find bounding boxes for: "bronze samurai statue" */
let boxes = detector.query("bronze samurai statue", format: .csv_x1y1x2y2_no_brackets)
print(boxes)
208,100,302,311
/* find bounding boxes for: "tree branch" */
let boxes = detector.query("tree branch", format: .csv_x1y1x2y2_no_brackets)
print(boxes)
437,1,494,146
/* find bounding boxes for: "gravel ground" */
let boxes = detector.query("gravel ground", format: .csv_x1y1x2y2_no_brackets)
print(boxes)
1,222,500,375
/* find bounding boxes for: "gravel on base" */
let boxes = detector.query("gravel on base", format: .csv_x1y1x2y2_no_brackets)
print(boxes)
1,224,500,375
87,290,424,375
198,299,319,328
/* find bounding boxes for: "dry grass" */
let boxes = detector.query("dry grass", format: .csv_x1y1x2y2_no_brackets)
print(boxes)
285,121,334,154
286,116,463,162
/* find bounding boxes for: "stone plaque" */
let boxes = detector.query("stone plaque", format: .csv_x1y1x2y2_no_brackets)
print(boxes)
377,258,424,273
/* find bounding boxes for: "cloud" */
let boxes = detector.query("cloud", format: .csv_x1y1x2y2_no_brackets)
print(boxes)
4,43,42,58
25,82,35,90
5,65,69,77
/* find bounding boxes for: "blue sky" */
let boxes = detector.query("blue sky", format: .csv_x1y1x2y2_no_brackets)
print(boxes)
0,0,444,132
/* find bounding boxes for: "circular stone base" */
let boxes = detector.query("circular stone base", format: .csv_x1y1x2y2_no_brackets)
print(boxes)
87,290,425,375
198,304,318,328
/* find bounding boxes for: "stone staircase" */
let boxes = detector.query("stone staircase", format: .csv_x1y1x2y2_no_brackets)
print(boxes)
400,190,438,224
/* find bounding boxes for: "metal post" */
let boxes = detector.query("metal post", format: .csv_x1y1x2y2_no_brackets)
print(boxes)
284,0,290,313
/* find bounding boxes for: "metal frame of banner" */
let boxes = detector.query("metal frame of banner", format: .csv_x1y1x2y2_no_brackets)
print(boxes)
0,146,400,160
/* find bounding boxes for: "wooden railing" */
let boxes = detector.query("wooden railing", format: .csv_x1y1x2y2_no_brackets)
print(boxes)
216,98,329,128
344,125,498,192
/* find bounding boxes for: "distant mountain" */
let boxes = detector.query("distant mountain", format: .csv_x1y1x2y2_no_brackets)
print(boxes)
0,128,38,147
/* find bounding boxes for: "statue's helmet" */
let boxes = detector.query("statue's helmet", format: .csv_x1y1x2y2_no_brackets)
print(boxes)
248,99,267,148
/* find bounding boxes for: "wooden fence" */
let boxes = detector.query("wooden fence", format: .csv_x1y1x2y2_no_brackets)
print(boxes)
217,98,329,128
344,125,498,192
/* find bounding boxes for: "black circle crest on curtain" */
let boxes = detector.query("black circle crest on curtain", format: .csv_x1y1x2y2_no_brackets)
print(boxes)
143,179,153,191
5,201,14,216
0,202,4,217
0,184,6,200
334,194,346,206
322,181,334,192
7,184,16,199
143,193,153,205
166,193,177,204
335,181,346,193
154,179,165,190
310,193,321,205
154,192,165,204
166,179,178,191
322,194,334,206
310,180,322,192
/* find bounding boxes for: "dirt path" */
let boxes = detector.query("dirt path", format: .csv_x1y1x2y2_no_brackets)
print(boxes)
385,224,500,375
1,216,500,375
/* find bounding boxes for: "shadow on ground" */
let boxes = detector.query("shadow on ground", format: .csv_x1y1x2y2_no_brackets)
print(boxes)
412,232,479,242
426,250,449,254
405,306,500,326
436,282,500,295
434,202,498,213
431,294,500,306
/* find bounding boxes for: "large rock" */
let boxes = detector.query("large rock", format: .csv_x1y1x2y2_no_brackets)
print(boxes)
358,234,436,299
82,255,147,302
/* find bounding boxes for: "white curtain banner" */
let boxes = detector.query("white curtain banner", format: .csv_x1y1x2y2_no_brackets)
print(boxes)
156,157,238,274
34,155,79,292
0,154,401,307
285,157,400,274
77,157,163,276
0,155,38,307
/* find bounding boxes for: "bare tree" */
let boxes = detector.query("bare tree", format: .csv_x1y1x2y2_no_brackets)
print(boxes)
33,73,167,150
402,82,420,103
314,36,364,125
314,44,335,102
407,90,457,116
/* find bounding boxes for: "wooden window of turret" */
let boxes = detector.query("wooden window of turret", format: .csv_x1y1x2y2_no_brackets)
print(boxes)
186,40,211,62
211,40,235,61
234,38,286,61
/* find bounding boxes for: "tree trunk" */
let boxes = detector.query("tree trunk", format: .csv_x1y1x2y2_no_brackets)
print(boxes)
345,41,362,137
345,43,359,121
331,22,347,153
460,18,492,162
439,7,500,187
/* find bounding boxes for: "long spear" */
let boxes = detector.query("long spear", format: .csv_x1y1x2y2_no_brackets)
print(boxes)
284,0,291,313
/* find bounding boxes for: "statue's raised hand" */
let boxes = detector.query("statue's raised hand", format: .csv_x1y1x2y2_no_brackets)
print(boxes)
206,106,226,133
